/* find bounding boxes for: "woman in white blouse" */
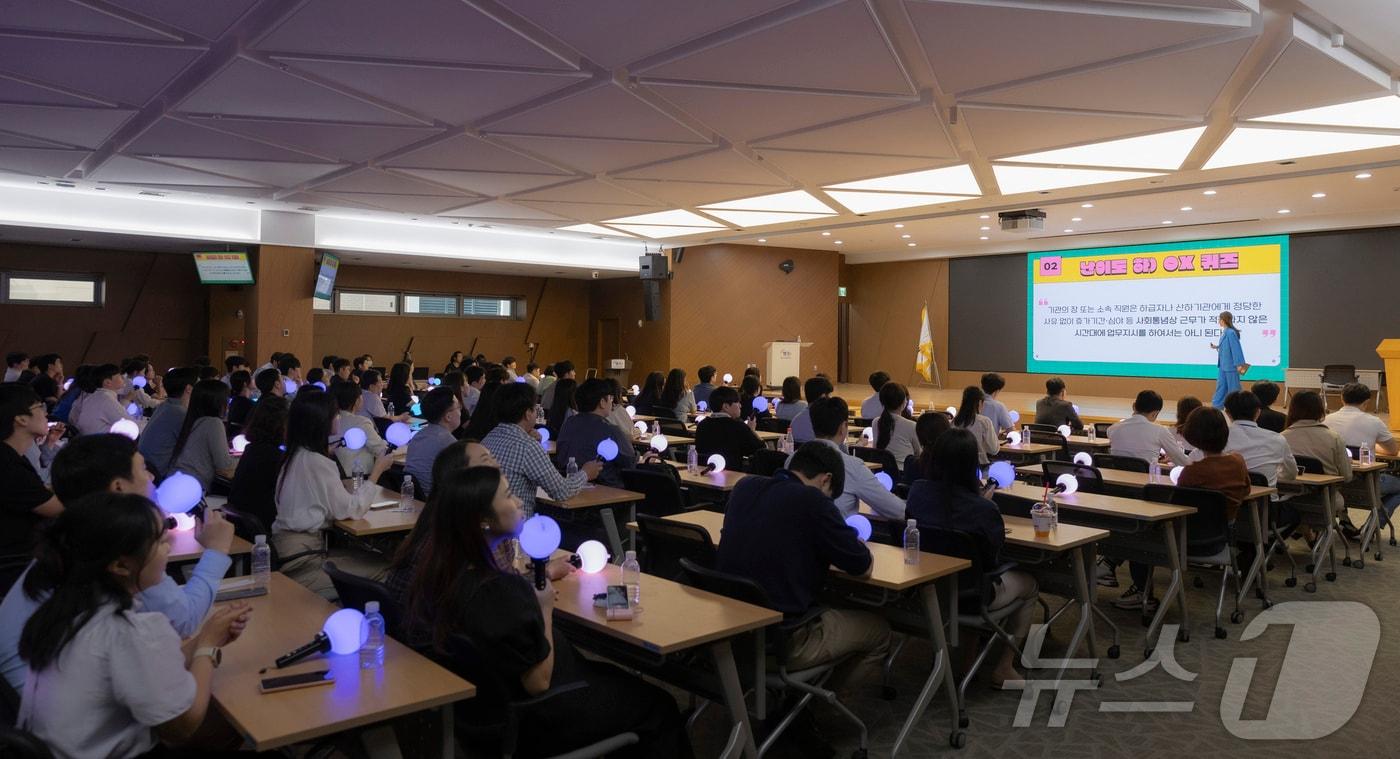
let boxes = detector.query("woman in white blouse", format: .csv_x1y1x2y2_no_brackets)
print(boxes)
273,388,392,599
952,385,1000,466
874,382,922,463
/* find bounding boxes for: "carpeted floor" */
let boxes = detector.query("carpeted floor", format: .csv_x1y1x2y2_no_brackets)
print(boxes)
677,505,1395,758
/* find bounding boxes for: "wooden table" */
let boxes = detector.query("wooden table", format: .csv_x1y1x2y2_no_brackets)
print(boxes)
997,441,1062,464
539,484,645,561
1276,471,1347,591
554,562,779,759
635,432,694,450
664,460,750,491
334,484,425,537
169,532,254,574
1015,464,1276,503
212,573,474,755
1066,435,1111,452
1346,461,1390,562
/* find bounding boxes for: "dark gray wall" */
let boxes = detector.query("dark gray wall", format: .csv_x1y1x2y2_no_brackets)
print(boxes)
949,253,1027,372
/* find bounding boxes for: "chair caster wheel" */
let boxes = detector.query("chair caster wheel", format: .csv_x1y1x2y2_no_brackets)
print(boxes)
1284,577,1297,587
1376,552,1383,561
882,686,897,701
1304,582,1317,593
1215,627,1227,639
1354,559,1364,569
1326,572,1337,582
1177,628,1190,643
1107,645,1121,659
949,731,966,749
1390,537,1396,547
1192,576,1204,588
1231,610,1244,624
1342,557,1352,567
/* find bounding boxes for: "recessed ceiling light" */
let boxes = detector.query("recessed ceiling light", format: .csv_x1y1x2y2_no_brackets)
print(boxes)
979,214,990,219
824,191,970,214
1070,217,1082,222
1203,127,1400,169
907,242,916,247
1355,172,1372,179
1081,203,1094,208
1161,220,1173,224
1001,126,1206,171
979,226,990,231
834,240,843,245
1277,208,1291,214
1311,192,1326,198
901,234,911,238
894,223,904,228
757,238,767,243
1180,206,1193,211
979,235,989,240
826,164,982,195
821,231,831,236
1203,190,1217,195
1063,229,1074,233
702,189,834,214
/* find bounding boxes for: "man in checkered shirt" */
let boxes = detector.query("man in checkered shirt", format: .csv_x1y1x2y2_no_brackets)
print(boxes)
483,382,602,514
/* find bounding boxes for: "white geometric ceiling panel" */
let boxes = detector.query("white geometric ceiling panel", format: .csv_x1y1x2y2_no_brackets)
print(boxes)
511,201,660,222
499,0,793,69
647,84,899,142
827,164,981,195
440,200,567,221
124,117,326,162
2,0,175,40
1235,38,1393,119
754,106,957,157
484,85,708,143
391,168,575,196
821,191,972,214
975,37,1254,117
282,59,585,126
1250,96,1400,130
0,104,135,149
640,0,911,95
701,190,833,214
178,59,423,124
0,132,70,150
753,149,957,187
312,168,466,196
0,37,202,105
0,147,90,178
614,149,778,184
906,1,1235,94
151,158,345,187
184,117,439,163
608,179,789,208
319,193,477,215
253,0,567,68
104,0,262,40
606,224,719,239
0,75,106,107
1001,126,1207,171
511,179,662,206
1297,0,1400,74
992,165,1164,195
695,210,829,228
381,134,568,174
962,107,1197,160
86,156,263,186
488,135,703,175
557,223,638,238
607,209,723,227
1202,127,1400,169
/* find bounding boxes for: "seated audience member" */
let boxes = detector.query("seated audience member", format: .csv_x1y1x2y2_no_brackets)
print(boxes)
197,365,220,382
71,363,127,436
358,369,402,423
273,389,393,598
138,367,198,477
2,434,235,690
1284,390,1353,514
405,387,462,498
1034,377,1083,432
255,351,282,375
913,411,954,479
860,371,891,419
119,358,161,411
799,397,907,520
721,442,891,691
321,354,338,374
332,380,387,479
331,357,353,385
950,385,996,465
4,351,28,382
776,376,806,421
305,367,326,389
738,374,771,423
873,382,922,462
227,394,288,529
604,378,636,434
439,370,472,438
1107,390,1190,467
461,379,507,442
254,366,284,400
789,376,833,443
226,369,254,428
660,368,696,420
17,492,251,758
168,379,236,493
1326,383,1400,518
1,385,64,564
51,363,89,424
1223,390,1298,487
1252,381,1286,433
22,406,64,487
351,354,370,382
501,355,519,380
522,362,541,390
1116,407,1249,612
405,466,691,756
462,365,487,414
484,382,601,515
222,354,248,385
907,428,1038,685
29,354,63,408
633,371,665,416
556,378,639,488
743,366,762,383
385,362,414,415
1174,395,1203,454
978,372,1015,434
694,386,765,469
485,365,511,386
540,360,575,409
445,351,464,375
277,354,303,389
692,365,718,410
545,378,578,441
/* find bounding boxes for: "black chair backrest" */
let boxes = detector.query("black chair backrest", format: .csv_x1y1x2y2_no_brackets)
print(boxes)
444,633,513,707
1093,422,1113,438
657,418,689,437
0,726,54,759
1092,453,1150,473
1026,430,1070,459
851,445,900,476
678,557,775,610
757,417,790,434
1247,471,1268,487
1025,423,1060,434
1345,445,1360,460
1041,460,1103,494
747,448,788,477
619,467,686,517
323,560,404,638
880,523,989,603
852,417,873,428
1143,484,1231,556
1294,454,1326,475
1321,364,1358,385
636,513,716,580
902,454,921,485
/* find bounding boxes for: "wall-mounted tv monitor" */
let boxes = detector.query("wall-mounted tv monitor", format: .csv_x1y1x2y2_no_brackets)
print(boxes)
314,252,339,302
192,252,253,285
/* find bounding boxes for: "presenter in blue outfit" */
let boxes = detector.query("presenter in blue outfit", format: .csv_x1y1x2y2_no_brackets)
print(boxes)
1209,310,1249,407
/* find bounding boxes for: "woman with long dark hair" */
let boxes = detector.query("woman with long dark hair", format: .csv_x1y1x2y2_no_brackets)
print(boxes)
634,371,665,416
1210,310,1248,407
227,393,287,529
444,351,464,375
169,379,236,492
873,381,920,461
461,380,506,441
951,385,999,466
18,492,251,757
272,388,393,598
386,361,415,416
775,376,805,421
913,409,953,480
738,374,770,423
660,368,695,420
545,378,577,440
405,467,693,757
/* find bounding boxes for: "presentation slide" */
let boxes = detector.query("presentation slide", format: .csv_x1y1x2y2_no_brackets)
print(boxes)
1027,235,1288,381
314,252,339,302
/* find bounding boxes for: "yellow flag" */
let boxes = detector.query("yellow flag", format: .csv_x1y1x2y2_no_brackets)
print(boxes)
915,305,934,382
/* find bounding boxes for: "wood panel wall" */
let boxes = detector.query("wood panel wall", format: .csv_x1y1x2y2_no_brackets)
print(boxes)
588,276,670,383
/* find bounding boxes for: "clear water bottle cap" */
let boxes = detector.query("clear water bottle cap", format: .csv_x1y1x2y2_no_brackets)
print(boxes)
625,550,637,561
254,534,266,545
365,601,379,614
403,475,412,484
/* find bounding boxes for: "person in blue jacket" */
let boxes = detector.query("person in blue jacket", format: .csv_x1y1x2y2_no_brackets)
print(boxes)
1210,311,1249,407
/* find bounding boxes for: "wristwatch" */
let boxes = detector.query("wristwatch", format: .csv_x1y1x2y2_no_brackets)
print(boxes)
193,646,222,668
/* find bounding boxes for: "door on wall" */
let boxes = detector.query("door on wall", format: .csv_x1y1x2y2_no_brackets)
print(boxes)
595,318,620,375
837,301,850,383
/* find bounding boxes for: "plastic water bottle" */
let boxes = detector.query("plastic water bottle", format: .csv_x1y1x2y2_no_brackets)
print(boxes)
350,459,364,493
566,457,579,478
1087,425,1096,441
903,519,920,565
251,535,271,591
399,475,415,512
651,420,661,436
359,601,385,670
386,401,395,417
781,432,794,454
687,445,699,474
1361,442,1374,465
1149,461,1161,483
622,550,641,607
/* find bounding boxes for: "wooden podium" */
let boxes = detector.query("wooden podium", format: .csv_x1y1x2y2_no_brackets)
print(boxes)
763,340,811,384
1379,339,1400,430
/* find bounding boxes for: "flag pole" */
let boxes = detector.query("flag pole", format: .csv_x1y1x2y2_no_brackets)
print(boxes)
927,301,942,389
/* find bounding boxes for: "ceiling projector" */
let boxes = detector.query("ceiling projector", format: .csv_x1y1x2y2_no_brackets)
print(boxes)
999,209,1046,233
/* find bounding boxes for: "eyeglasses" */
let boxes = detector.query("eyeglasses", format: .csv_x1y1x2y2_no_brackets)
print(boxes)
25,404,45,415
